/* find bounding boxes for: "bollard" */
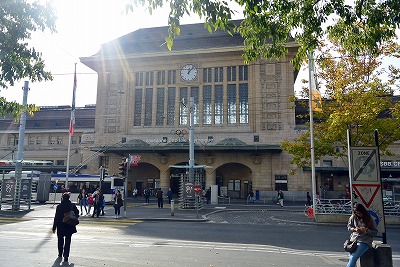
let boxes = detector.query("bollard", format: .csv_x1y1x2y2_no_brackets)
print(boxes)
360,241,393,267
170,199,174,216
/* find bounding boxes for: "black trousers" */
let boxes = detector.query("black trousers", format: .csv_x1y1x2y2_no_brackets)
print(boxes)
157,198,163,208
57,233,72,258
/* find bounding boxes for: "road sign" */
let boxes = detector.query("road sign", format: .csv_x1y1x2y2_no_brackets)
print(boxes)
351,147,378,182
53,184,58,191
352,184,381,208
350,146,384,233
194,185,201,194
184,183,195,199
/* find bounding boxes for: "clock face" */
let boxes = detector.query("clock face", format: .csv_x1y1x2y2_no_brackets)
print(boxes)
180,64,198,81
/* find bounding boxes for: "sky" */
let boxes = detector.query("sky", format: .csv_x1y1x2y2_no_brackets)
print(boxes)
2,1,397,108
3,0,234,107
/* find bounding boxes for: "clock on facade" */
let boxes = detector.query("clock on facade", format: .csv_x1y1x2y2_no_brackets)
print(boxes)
180,64,198,81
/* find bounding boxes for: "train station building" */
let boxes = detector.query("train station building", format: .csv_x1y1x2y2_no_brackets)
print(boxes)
0,21,399,201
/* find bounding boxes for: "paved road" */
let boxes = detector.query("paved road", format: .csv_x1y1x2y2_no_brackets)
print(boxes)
0,201,399,267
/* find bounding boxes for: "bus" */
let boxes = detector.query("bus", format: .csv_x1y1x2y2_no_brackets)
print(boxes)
0,171,51,204
49,174,125,203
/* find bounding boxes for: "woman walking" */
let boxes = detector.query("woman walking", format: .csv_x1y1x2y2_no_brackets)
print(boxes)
52,193,79,263
346,203,378,267
77,189,87,215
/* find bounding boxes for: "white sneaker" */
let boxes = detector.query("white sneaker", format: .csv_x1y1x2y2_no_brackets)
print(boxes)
114,215,117,219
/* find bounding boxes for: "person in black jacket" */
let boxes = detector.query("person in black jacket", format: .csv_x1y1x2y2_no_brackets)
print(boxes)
113,190,123,219
52,192,79,263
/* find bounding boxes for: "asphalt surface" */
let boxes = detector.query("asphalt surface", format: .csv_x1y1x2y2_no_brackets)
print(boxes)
0,197,319,225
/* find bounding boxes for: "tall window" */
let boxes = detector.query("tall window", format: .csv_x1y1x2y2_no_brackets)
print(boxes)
144,88,153,126
227,84,236,123
134,89,143,126
168,70,176,84
191,87,199,125
239,83,249,123
214,67,223,82
203,85,212,125
239,65,248,81
145,72,153,86
203,68,212,83
156,88,165,126
227,66,236,82
179,87,188,125
214,85,223,124
167,87,175,126
135,72,144,86
157,71,165,85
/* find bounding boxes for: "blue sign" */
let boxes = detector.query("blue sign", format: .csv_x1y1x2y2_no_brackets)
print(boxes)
53,184,58,191
368,210,380,226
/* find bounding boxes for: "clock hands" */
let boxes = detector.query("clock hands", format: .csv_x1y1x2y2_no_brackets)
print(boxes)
187,66,194,75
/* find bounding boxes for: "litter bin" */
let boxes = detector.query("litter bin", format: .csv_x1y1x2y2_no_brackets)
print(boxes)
255,190,260,201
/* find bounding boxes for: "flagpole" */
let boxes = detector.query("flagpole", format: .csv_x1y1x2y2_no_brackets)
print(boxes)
66,63,77,189
308,52,317,215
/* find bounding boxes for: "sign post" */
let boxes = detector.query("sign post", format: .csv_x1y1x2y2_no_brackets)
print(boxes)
350,144,386,243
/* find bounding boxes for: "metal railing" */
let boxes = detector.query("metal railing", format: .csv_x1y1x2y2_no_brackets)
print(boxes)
313,198,400,216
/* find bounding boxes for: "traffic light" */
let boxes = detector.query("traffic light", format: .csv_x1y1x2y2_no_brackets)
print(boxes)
118,162,127,176
100,168,108,181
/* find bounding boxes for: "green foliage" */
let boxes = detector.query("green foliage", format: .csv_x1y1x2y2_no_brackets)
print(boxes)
282,40,400,173
0,0,56,115
126,0,400,68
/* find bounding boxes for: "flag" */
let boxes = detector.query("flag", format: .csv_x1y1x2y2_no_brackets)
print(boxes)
69,64,77,136
312,89,322,112
310,57,322,112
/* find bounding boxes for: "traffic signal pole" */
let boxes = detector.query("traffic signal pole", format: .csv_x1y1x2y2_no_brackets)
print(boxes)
124,156,129,218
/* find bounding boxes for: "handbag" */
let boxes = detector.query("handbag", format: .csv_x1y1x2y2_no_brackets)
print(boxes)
63,207,79,226
343,239,357,253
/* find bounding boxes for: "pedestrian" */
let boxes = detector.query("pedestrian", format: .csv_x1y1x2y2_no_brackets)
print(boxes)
205,188,211,204
248,189,254,203
277,190,284,207
96,189,105,217
167,188,173,204
144,188,150,204
156,188,164,208
91,188,99,217
60,185,68,201
77,189,88,215
346,203,378,267
101,194,106,216
52,192,79,263
113,190,123,219
133,188,138,198
87,193,94,215
306,192,312,206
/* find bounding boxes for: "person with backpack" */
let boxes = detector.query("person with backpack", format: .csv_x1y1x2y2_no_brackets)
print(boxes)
52,192,79,263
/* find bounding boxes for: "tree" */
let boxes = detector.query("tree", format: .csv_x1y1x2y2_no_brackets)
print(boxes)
0,0,56,115
281,39,400,174
127,0,400,67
